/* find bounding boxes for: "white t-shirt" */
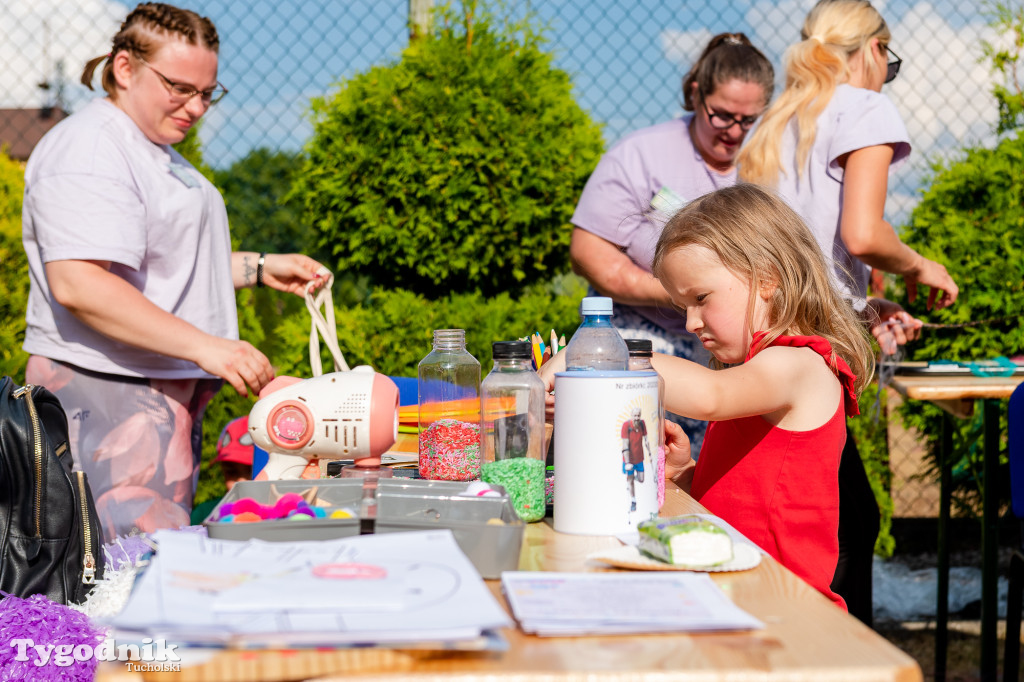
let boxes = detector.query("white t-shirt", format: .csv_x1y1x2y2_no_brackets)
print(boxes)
22,98,238,379
571,116,736,335
774,84,911,299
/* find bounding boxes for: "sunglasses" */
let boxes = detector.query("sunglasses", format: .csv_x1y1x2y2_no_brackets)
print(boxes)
884,45,902,84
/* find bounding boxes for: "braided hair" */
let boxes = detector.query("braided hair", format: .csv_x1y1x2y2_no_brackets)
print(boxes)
81,3,219,98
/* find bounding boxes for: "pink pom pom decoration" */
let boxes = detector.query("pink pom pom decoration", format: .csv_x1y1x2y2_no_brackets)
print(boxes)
215,495,332,523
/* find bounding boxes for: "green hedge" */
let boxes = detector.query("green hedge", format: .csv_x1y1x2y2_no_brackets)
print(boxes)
887,3,1024,516
266,273,587,379
0,150,28,380
897,129,1024,515
213,149,318,260
290,6,603,297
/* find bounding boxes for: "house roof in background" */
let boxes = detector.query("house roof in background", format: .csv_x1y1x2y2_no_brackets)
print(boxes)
0,107,68,160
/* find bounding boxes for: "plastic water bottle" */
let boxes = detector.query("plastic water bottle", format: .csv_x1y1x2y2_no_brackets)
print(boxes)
564,297,628,371
626,338,666,507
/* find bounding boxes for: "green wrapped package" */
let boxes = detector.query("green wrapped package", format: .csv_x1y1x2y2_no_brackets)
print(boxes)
638,515,734,567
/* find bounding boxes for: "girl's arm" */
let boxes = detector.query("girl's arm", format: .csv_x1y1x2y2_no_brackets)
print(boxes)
45,259,274,396
569,229,673,307
839,145,958,309
231,252,327,295
540,346,827,426
651,347,831,425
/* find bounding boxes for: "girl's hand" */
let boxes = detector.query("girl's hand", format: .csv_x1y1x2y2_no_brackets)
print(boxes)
663,420,694,491
865,298,923,354
261,254,329,296
538,350,566,423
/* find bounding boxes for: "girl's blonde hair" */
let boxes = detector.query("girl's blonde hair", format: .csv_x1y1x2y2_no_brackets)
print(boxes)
651,184,874,395
81,2,220,99
737,0,890,187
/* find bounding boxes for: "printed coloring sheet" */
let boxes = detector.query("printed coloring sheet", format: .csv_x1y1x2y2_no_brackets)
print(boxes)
109,529,511,646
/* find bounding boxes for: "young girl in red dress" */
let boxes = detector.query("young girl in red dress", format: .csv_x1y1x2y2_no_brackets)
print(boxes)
650,183,874,610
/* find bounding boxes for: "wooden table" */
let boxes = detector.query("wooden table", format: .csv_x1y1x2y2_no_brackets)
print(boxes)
890,373,1024,682
97,484,922,682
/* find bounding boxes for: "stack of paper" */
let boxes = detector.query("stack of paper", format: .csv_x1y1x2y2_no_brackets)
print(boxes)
501,571,763,636
108,529,511,649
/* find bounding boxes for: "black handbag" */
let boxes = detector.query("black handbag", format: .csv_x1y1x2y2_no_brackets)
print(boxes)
0,376,105,604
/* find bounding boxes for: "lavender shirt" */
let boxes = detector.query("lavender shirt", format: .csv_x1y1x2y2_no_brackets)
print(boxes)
774,84,911,299
571,116,735,335
23,98,238,379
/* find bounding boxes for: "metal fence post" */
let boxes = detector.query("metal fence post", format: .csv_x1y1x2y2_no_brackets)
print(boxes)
409,0,433,40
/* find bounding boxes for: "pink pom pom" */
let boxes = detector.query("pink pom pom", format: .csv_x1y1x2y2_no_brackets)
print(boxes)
272,493,303,517
230,497,263,516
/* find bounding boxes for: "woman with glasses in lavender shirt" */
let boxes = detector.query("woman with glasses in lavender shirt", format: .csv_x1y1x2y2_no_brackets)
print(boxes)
569,33,774,453
21,3,325,542
738,0,959,626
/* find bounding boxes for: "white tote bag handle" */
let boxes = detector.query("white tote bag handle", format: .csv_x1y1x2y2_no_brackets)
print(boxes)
304,268,350,376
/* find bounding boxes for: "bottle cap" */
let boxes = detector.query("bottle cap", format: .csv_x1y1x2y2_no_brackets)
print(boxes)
580,296,614,316
624,338,653,355
492,341,532,360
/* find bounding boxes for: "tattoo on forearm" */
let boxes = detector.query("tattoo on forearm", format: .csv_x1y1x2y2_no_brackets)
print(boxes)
243,255,256,286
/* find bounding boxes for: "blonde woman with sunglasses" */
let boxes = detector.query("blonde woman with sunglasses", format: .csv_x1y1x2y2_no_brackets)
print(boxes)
21,3,325,542
738,0,958,627
740,0,956,315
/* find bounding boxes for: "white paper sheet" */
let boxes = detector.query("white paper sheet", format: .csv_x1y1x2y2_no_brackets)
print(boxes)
108,529,511,648
501,571,763,636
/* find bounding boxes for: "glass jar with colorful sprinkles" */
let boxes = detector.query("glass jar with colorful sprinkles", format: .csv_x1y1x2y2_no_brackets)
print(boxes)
417,329,482,481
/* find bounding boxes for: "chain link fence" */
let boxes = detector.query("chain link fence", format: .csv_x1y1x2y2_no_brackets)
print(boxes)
885,390,940,518
0,0,1004,516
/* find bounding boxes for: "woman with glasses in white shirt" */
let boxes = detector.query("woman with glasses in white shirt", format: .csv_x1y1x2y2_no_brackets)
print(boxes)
738,0,959,627
21,2,325,542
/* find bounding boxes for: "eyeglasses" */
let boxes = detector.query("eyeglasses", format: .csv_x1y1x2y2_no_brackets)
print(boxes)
884,45,902,84
139,59,228,106
700,96,759,131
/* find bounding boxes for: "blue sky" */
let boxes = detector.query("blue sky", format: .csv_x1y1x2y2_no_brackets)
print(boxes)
0,0,1002,219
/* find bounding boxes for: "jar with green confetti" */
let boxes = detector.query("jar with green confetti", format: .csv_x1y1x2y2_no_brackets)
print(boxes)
480,341,546,522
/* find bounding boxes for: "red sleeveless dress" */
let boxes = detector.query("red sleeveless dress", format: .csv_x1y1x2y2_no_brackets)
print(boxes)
690,333,860,610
